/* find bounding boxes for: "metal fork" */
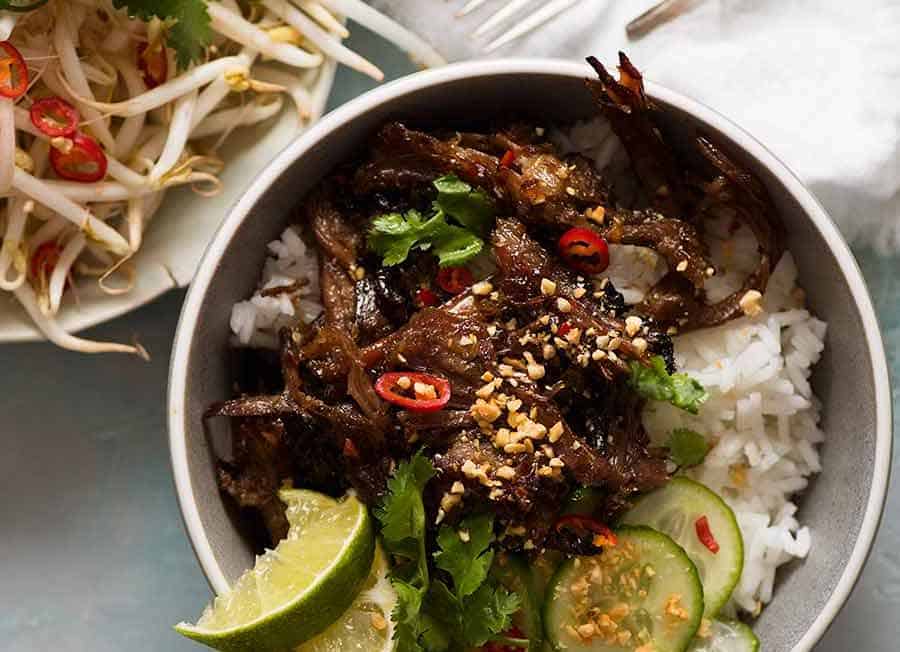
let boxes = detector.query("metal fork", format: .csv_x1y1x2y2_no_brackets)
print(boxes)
456,0,700,53
456,0,584,53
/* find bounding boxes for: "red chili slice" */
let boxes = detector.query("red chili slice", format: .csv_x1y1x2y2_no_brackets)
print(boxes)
499,149,516,168
436,266,473,294
342,438,359,459
416,287,438,307
556,321,572,338
480,626,526,652
555,515,618,547
29,240,61,281
137,41,168,89
695,516,720,554
0,41,28,99
558,227,610,275
375,372,451,412
30,97,80,137
50,132,108,182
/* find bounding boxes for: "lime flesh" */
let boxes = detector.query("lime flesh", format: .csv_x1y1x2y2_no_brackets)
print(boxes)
297,545,397,652
176,490,374,652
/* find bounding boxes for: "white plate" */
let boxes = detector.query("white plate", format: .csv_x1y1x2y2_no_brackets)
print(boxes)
0,59,338,342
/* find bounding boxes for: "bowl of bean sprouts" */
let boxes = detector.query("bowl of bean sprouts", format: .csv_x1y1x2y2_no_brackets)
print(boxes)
0,0,443,356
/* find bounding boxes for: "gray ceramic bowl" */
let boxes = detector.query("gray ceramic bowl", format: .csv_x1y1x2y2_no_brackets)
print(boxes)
168,59,892,651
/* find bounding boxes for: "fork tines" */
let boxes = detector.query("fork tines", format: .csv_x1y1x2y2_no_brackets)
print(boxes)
459,0,583,53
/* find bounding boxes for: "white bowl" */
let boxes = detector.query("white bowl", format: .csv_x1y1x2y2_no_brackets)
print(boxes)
168,59,892,651
0,60,336,342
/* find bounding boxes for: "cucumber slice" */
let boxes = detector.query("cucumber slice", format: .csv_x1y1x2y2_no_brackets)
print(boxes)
532,550,564,597
621,477,743,617
493,553,544,651
688,619,759,652
544,527,703,652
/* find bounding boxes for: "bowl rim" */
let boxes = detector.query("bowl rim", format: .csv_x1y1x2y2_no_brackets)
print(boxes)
168,58,892,651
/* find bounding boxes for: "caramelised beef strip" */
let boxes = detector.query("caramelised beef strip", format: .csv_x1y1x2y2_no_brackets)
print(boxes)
217,417,294,544
586,53,786,330
355,122,501,195
585,53,694,220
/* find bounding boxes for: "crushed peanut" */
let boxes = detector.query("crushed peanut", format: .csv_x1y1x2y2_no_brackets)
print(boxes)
624,315,643,337
472,280,493,295
495,465,516,480
549,421,564,443
414,381,437,399
739,289,764,317
371,612,388,631
540,278,557,295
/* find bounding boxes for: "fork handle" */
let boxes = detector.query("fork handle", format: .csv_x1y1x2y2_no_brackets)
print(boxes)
627,0,699,38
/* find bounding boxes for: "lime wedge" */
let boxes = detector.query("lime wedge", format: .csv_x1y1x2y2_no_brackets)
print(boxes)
297,544,397,652
176,490,375,652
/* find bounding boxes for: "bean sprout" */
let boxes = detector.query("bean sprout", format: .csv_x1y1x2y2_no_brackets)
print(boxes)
207,4,322,69
0,100,15,192
149,90,197,184
315,0,447,68
262,0,383,80
252,66,313,120
14,282,149,358
110,55,147,160
298,1,349,38
0,13,19,41
47,232,85,315
54,3,116,150
0,0,446,354
0,198,27,290
191,96,285,140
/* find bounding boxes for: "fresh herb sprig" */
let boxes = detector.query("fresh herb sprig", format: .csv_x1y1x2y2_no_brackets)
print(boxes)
374,453,519,651
628,355,708,414
665,428,710,467
367,175,495,269
113,0,212,67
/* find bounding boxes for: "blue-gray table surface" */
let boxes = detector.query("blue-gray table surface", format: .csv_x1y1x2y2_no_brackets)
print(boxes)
2,30,898,652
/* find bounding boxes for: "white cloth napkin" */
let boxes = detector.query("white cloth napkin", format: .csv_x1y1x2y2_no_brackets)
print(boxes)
370,0,900,252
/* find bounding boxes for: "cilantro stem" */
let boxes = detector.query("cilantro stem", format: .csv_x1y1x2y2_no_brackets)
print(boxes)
490,635,530,648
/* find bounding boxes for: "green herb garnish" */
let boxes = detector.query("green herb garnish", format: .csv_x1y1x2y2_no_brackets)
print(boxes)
628,356,708,414
113,0,211,67
665,428,710,467
367,175,494,268
375,454,519,651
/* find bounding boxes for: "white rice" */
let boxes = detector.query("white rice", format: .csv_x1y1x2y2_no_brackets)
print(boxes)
641,252,824,615
230,118,827,617
229,226,322,349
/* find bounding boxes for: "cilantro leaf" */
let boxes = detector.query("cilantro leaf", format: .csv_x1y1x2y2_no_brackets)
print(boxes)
666,428,710,467
376,458,517,650
374,451,435,569
390,578,424,652
432,225,484,268
434,514,495,601
433,175,494,233
367,176,494,268
368,208,483,268
628,356,708,414
113,0,211,67
460,583,520,646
